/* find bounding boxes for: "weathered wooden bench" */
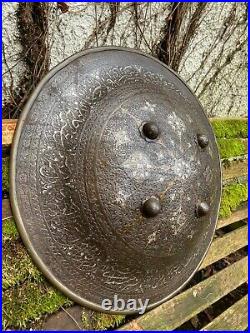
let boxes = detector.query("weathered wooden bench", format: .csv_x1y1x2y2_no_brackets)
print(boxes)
2,118,248,330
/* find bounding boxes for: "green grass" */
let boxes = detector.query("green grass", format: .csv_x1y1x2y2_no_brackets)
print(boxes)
2,218,19,242
2,157,9,192
81,310,125,330
210,118,248,139
3,241,42,290
219,182,248,218
3,281,72,330
217,138,248,159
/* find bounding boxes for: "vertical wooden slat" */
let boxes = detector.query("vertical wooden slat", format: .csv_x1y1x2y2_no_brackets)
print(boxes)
2,119,17,146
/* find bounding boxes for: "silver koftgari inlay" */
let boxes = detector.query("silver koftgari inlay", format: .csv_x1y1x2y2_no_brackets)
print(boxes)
10,47,221,314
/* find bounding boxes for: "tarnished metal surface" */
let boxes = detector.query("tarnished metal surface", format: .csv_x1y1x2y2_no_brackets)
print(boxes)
10,47,221,314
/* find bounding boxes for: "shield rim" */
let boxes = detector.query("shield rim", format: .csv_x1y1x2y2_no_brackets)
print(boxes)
10,46,222,314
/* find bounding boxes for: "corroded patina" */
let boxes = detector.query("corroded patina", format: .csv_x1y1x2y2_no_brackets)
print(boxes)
10,47,221,314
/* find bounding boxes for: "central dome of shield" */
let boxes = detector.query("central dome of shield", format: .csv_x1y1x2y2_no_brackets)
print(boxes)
10,47,221,314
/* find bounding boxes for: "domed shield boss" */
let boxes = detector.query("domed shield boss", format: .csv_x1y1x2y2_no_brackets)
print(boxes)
10,47,221,314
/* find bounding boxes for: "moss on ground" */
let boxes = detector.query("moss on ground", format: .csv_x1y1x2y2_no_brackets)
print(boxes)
2,157,10,192
2,218,19,242
2,281,72,330
81,310,125,330
219,183,248,218
3,240,42,289
210,118,248,139
217,138,248,159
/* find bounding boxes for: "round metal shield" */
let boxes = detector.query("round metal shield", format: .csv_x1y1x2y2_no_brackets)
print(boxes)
10,47,221,314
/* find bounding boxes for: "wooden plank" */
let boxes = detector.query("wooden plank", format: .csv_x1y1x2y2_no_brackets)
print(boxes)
201,295,248,331
118,257,248,331
210,117,248,121
222,159,248,180
217,206,248,229
2,119,17,146
200,225,248,270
